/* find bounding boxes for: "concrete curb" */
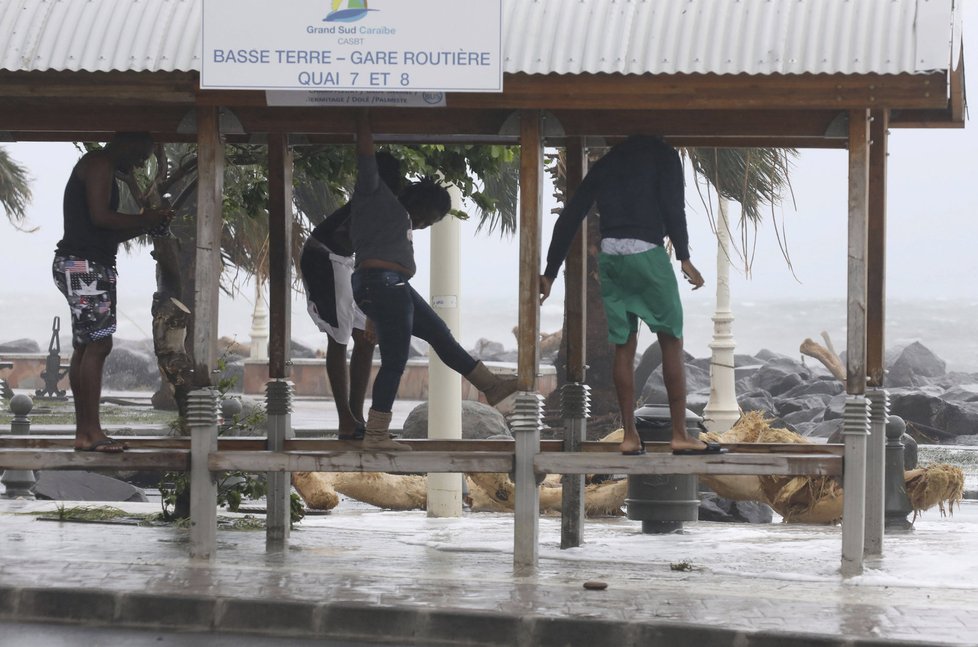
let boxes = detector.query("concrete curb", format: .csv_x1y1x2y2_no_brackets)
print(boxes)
0,585,948,647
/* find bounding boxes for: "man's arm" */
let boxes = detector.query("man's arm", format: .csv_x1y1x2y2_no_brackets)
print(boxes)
539,172,598,303
658,146,690,261
83,155,170,232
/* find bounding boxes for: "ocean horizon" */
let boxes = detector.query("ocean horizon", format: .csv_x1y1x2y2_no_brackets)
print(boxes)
2,292,976,375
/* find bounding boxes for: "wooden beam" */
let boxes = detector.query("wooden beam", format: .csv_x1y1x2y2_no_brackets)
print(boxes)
267,133,293,379
192,106,225,387
209,451,515,474
517,110,543,391
866,111,889,387
536,452,842,477
0,70,198,102
846,110,871,395
0,449,189,471
447,73,950,111
0,436,845,456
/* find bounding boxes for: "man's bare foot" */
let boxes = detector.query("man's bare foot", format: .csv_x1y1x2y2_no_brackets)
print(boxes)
619,432,645,455
670,437,709,452
74,432,128,453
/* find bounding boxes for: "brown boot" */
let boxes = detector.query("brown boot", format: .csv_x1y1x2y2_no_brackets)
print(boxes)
362,409,412,451
465,361,519,406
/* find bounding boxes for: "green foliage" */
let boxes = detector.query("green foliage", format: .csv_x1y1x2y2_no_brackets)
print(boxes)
0,146,34,227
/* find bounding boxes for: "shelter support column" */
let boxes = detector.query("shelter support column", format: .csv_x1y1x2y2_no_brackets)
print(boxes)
514,110,544,571
864,110,890,556
266,132,295,546
190,105,224,560
560,138,589,549
427,183,463,518
841,109,871,577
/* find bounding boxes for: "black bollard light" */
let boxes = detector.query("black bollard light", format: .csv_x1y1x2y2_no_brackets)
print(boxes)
884,414,914,530
626,405,702,533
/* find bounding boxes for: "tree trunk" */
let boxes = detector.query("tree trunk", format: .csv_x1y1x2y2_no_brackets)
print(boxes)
150,233,193,424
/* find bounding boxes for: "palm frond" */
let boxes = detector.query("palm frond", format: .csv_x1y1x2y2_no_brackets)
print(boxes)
0,146,33,227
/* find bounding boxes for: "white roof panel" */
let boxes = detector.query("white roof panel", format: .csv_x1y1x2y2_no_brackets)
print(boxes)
0,0,959,76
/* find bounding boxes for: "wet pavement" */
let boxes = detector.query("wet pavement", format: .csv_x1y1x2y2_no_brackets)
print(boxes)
5,393,978,645
0,494,976,646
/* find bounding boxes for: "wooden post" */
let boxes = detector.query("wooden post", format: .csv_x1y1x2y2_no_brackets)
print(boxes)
867,110,888,388
266,132,294,545
864,110,889,556
513,110,544,571
267,133,293,382
841,109,871,577
189,105,224,560
560,138,587,549
516,110,543,393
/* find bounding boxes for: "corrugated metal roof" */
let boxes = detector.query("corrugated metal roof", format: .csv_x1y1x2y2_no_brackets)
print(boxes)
0,0,959,76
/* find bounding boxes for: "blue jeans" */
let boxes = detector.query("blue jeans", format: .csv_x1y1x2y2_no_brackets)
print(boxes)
352,268,477,413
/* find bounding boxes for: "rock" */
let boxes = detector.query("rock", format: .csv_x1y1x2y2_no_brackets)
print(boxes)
698,491,773,524
754,349,794,363
942,385,978,403
103,339,159,391
737,390,778,418
33,471,148,502
640,362,709,405
287,339,315,359
749,357,813,397
886,341,947,388
471,338,506,361
0,338,41,353
890,392,978,441
806,418,844,439
633,341,663,395
774,394,832,417
822,393,848,421
781,379,844,399
685,390,710,416
782,408,825,426
401,400,510,439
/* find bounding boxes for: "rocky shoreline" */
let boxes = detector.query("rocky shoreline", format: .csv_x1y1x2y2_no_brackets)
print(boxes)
3,335,976,448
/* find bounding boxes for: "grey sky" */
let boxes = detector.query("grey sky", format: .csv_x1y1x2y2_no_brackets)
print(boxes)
1,4,976,359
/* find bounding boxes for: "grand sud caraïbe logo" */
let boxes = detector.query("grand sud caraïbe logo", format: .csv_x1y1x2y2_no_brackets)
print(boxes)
324,0,376,22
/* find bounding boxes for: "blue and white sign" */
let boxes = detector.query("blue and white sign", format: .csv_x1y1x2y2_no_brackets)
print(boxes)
201,0,502,92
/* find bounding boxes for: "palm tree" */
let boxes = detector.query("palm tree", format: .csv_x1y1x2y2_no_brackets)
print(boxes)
0,146,33,229
117,141,519,413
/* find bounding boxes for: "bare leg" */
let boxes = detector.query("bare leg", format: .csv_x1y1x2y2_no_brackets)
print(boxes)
325,336,357,435
613,333,643,454
658,332,706,451
71,336,121,451
348,328,375,426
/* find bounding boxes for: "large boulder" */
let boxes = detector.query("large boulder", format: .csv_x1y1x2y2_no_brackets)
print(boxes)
737,390,778,418
0,338,41,353
889,392,978,442
748,356,813,397
103,338,158,391
34,471,148,502
698,491,773,524
401,400,510,439
886,342,947,388
805,418,844,439
942,384,978,403
641,362,710,405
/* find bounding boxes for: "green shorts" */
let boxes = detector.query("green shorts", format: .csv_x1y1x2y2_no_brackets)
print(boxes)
598,246,683,344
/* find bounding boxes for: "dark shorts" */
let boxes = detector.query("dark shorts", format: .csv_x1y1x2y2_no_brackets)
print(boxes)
52,255,117,346
597,246,683,344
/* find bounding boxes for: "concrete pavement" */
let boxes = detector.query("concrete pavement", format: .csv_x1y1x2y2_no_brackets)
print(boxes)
0,494,976,646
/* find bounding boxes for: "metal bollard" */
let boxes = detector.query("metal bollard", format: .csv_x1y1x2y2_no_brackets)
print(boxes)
2,394,36,498
884,414,914,530
626,405,702,533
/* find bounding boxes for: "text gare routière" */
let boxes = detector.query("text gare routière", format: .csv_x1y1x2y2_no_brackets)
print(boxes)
210,48,492,87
